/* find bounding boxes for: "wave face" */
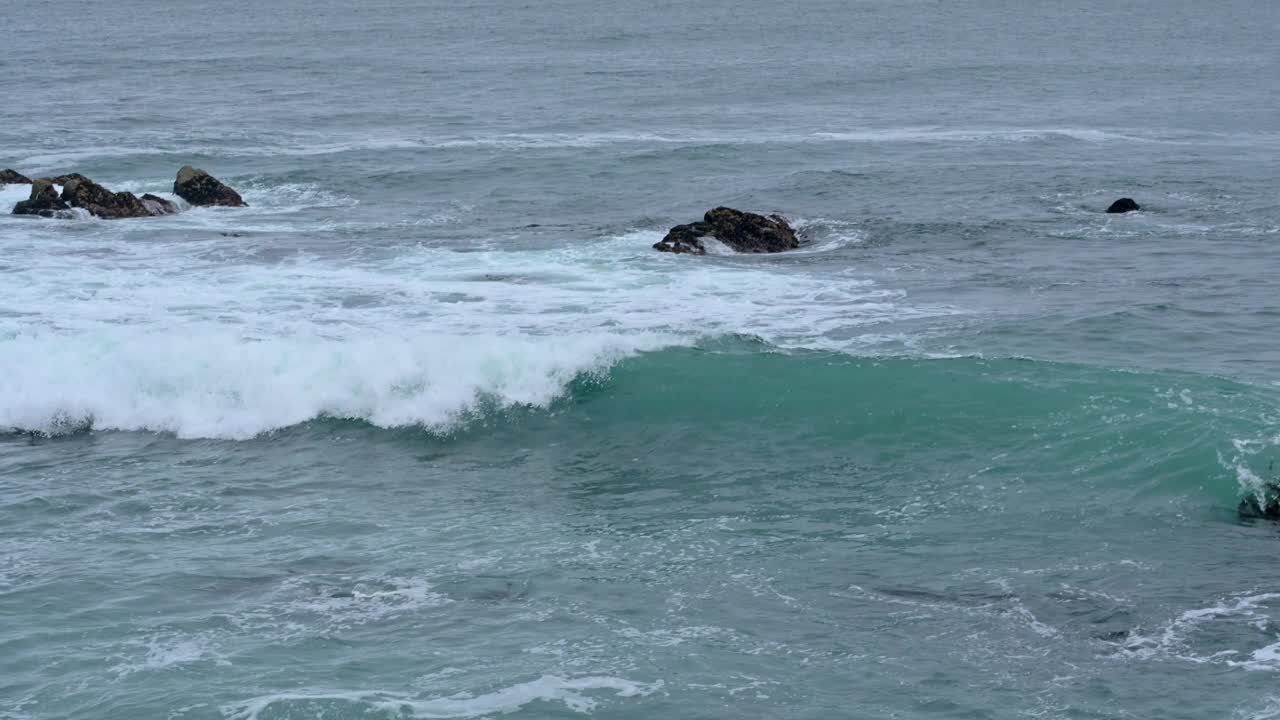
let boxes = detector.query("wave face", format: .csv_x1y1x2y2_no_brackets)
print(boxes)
9,332,1275,509
553,349,1280,509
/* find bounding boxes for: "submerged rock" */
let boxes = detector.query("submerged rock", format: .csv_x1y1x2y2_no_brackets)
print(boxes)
140,193,179,215
61,177,158,219
654,207,799,255
173,165,246,207
1239,483,1280,520
0,169,32,185
1106,198,1140,214
12,179,70,217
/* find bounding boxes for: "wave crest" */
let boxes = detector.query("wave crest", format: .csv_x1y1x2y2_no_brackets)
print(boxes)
0,330,678,440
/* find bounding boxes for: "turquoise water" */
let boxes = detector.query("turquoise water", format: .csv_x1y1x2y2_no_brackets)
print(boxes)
3,1,1280,718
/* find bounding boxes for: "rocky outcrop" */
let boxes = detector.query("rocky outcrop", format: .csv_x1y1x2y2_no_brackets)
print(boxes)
654,207,800,255
173,166,245,207
60,177,160,219
41,173,91,186
1106,198,1140,214
12,180,71,217
0,169,32,185
6,170,191,219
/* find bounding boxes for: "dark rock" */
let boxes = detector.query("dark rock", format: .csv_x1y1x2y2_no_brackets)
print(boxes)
12,180,70,217
61,177,157,219
173,165,246,207
1106,198,1140,214
140,193,179,216
0,169,32,185
14,174,179,219
1239,482,1280,520
654,207,800,255
42,173,91,186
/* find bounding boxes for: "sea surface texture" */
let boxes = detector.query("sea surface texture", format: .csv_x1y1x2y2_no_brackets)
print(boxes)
3,1,1280,718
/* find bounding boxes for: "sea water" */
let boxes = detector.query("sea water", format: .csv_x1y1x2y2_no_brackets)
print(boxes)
3,0,1280,717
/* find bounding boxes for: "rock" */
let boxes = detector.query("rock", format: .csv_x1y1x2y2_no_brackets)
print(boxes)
654,207,800,255
13,174,178,219
0,169,32,185
1106,198,1140,214
1239,483,1280,520
140,193,179,215
173,165,245,207
34,173,91,186
12,180,71,217
60,176,159,219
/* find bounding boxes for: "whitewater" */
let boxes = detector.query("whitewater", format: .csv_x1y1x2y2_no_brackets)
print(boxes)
1,177,956,438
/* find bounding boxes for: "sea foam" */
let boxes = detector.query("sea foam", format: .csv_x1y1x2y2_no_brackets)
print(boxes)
0,329,676,439
223,675,664,719
0,199,958,438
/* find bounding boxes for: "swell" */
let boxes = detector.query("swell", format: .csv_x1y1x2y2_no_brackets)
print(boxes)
7,342,1277,507
13,126,1275,170
569,348,1279,504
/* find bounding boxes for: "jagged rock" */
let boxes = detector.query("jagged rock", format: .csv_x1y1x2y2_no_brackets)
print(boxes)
0,169,32,185
45,173,91,185
173,165,245,207
61,177,158,219
12,180,71,217
654,207,800,255
10,173,177,219
1106,198,1140,214
140,193,179,215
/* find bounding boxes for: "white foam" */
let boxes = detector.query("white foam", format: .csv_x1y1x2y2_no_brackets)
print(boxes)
0,182,35,209
699,236,736,256
0,216,959,438
790,217,867,254
1121,593,1280,671
283,576,453,629
111,633,229,677
1225,433,1280,504
223,675,663,719
1242,697,1280,720
0,329,675,439
1240,641,1280,672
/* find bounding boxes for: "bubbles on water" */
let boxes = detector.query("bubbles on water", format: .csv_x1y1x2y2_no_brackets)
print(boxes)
1119,593,1280,672
1238,696,1280,720
110,632,230,677
223,675,664,720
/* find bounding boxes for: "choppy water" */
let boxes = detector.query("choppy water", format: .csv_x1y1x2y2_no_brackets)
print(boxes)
3,1,1280,718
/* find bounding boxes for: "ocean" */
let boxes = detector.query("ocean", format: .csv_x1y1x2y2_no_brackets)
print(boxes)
3,0,1280,718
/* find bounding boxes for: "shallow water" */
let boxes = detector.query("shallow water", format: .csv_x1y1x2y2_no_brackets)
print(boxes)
3,1,1280,718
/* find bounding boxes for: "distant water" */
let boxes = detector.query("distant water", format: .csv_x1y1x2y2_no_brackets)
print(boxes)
3,1,1280,718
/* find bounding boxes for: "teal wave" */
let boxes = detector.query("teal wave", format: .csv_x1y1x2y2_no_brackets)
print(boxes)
525,347,1279,512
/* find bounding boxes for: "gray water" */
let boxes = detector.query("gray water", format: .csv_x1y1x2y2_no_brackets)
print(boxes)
3,1,1280,718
